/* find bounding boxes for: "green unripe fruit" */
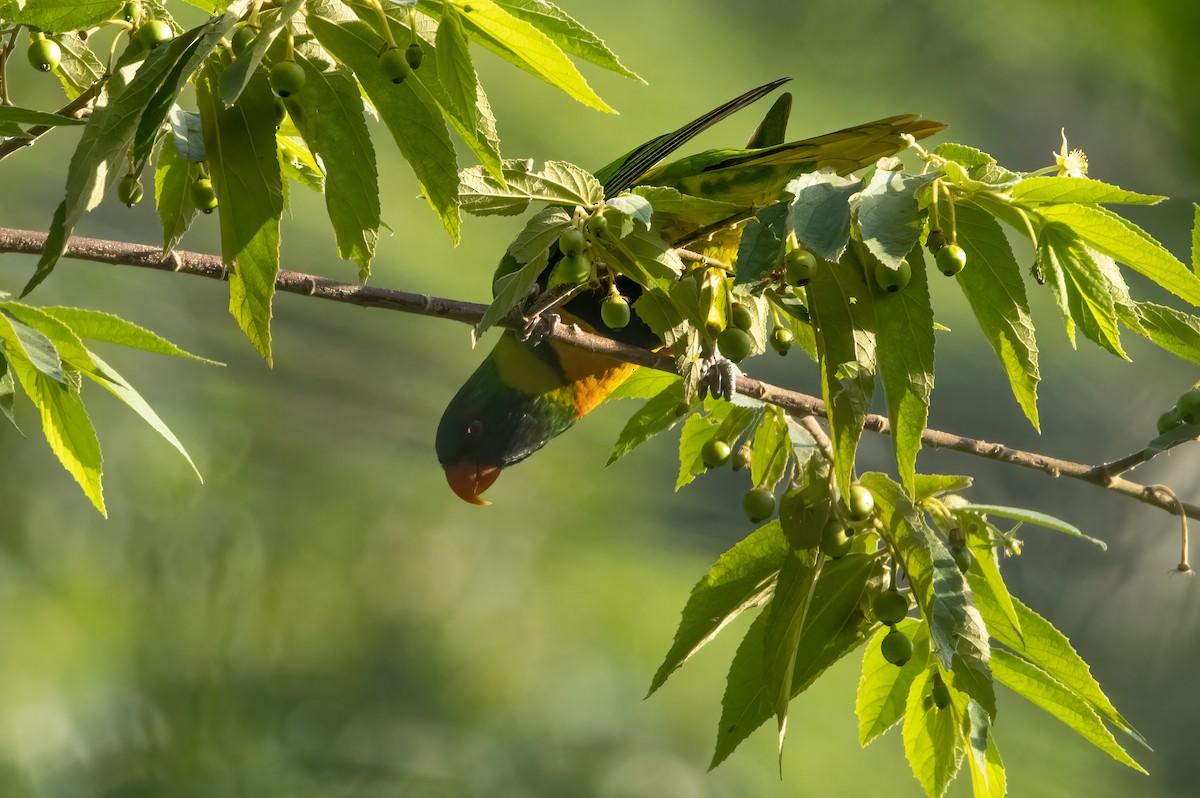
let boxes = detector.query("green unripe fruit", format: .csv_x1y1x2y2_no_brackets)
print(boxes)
731,447,751,472
191,178,218,214
231,25,256,56
405,42,424,70
561,253,591,284
770,327,793,355
880,628,914,666
123,1,143,23
378,47,410,85
1158,407,1183,434
784,247,818,286
936,243,967,276
269,60,306,97
743,487,776,524
730,303,753,332
701,438,731,469
820,520,852,559
27,38,61,72
926,228,946,253
117,174,143,207
874,258,912,293
952,545,972,574
558,227,585,257
137,19,174,49
842,484,875,523
872,589,909,626
717,327,752,362
1177,388,1200,424
931,676,951,709
587,214,609,237
601,295,630,330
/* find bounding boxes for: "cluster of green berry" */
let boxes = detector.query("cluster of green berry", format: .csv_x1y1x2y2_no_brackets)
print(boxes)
1156,385,1200,435
25,3,172,74
552,214,631,329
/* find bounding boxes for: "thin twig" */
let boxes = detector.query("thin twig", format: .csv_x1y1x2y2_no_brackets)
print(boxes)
675,248,734,272
0,225,1197,522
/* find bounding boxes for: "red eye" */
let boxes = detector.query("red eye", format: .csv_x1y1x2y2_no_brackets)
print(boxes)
466,420,482,437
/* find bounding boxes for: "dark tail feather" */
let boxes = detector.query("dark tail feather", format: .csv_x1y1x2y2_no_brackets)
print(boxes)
745,92,792,149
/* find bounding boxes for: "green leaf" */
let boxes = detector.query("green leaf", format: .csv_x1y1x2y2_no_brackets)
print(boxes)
153,132,198,254
39,307,218,363
1038,223,1127,358
1129,301,1200,366
960,522,1023,643
5,348,105,516
432,0,614,113
750,405,790,491
863,473,990,671
608,380,686,465
990,650,1144,772
219,0,304,106
0,354,16,429
958,503,1106,550
761,547,820,750
787,170,862,262
285,48,381,280
947,653,997,721
809,243,876,495
965,703,1007,798
505,207,572,265
1193,203,1199,273
0,105,87,128
874,245,935,491
606,367,678,400
733,204,789,286
491,0,644,81
168,106,206,163
84,351,201,481
857,619,931,746
1039,202,1200,306
648,520,789,696
308,13,461,241
710,554,879,769
913,474,972,501
25,32,197,295
630,185,739,227
859,169,937,269
0,310,65,382
606,193,653,232
3,0,124,32
1012,176,1164,206
459,158,603,216
903,667,968,798
475,249,549,338
197,55,284,364
50,33,105,101
954,203,1041,429
934,143,996,169
432,1,503,180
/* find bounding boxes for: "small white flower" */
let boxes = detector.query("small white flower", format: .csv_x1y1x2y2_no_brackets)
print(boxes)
1054,129,1088,178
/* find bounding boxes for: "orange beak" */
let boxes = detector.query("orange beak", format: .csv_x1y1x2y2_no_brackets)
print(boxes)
444,461,501,505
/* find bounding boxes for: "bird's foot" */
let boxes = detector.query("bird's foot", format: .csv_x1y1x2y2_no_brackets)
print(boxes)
699,352,737,402
520,311,561,345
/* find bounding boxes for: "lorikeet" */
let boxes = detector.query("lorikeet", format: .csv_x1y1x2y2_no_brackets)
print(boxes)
437,78,944,504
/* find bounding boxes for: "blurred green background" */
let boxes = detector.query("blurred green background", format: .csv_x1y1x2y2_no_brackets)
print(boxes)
1,1,1199,795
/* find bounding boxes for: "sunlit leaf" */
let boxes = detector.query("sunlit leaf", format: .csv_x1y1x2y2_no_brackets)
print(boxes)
857,619,931,746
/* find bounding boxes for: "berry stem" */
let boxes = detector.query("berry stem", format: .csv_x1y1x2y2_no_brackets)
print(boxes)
0,27,20,106
367,0,399,49
929,180,941,233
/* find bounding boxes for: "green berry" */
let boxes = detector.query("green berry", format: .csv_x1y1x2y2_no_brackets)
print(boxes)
27,38,61,72
874,258,912,293
587,214,609,237
136,19,174,49
872,589,909,625
1158,407,1183,435
743,487,776,524
378,47,410,85
717,327,752,362
784,247,818,286
123,2,143,24
231,25,257,56
730,302,753,332
117,174,143,207
952,545,972,574
405,42,424,70
931,675,951,709
1177,388,1200,424
601,295,630,330
558,227,585,257
926,228,946,253
191,178,218,214
731,447,751,472
820,520,852,559
880,628,914,666
269,60,305,97
701,438,731,469
770,327,793,355
936,243,967,276
842,484,875,523
561,252,591,284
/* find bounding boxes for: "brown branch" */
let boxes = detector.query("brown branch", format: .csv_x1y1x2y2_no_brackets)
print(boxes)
0,82,101,161
1,224,1197,522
